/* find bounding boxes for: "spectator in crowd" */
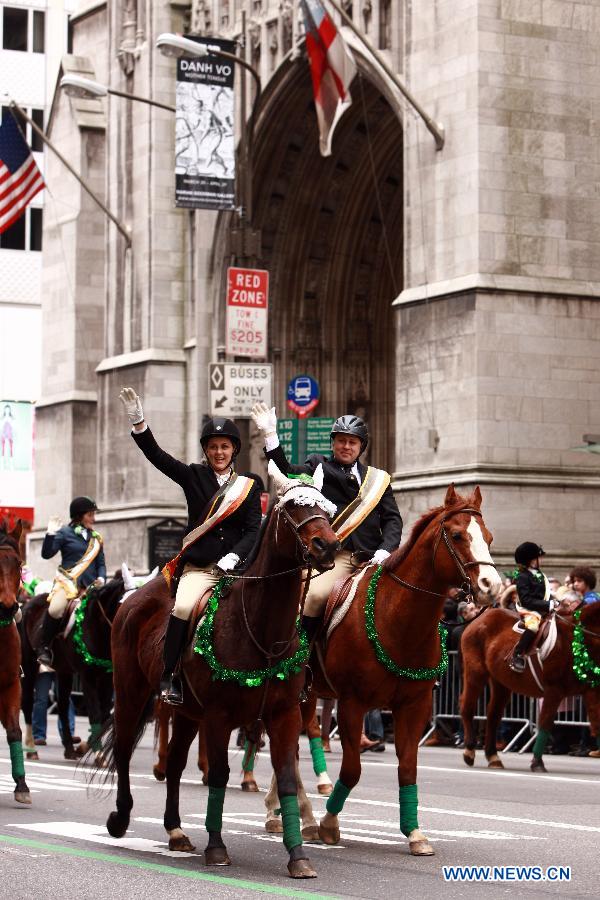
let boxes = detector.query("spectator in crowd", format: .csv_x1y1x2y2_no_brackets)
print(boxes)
570,567,600,604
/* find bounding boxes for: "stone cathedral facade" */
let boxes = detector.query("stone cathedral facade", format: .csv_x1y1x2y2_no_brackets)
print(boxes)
30,0,600,577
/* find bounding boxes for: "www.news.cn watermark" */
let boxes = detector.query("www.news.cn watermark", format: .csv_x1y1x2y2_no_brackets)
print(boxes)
442,865,571,883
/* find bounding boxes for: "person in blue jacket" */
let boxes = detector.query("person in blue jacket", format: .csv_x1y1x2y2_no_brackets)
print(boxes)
36,496,106,664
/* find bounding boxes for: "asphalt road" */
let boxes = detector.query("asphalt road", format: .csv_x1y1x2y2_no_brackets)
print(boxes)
1,721,599,899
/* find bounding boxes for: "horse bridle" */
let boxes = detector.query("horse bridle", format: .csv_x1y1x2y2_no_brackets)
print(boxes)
275,492,335,567
388,507,498,602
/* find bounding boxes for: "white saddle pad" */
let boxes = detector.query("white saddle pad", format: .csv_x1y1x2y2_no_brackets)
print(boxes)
326,565,373,640
512,615,557,662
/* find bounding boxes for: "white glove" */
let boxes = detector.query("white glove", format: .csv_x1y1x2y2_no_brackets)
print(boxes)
93,577,105,588
371,548,391,565
251,402,278,437
216,552,240,572
119,387,144,425
47,516,62,535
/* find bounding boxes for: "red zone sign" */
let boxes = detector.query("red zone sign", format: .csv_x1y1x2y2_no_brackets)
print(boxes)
226,267,269,358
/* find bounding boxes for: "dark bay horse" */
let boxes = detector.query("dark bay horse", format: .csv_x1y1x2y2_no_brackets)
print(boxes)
103,463,339,879
460,603,600,772
296,486,501,856
21,576,125,761
0,521,31,804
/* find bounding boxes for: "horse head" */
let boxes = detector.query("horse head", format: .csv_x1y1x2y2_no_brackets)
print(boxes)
268,460,340,571
0,519,23,616
434,484,502,602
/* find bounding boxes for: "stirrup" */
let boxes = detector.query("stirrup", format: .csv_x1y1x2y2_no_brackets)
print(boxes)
160,674,183,706
37,646,53,666
509,655,526,673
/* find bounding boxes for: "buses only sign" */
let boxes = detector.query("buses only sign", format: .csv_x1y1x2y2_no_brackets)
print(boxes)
226,267,269,358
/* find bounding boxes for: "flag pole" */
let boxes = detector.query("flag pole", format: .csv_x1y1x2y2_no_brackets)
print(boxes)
322,0,445,151
9,99,132,246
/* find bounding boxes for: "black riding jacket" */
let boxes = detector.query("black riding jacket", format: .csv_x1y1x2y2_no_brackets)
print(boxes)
264,444,402,555
133,427,262,569
515,568,551,614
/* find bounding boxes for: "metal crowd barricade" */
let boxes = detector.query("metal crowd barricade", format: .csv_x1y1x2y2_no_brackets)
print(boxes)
420,650,534,753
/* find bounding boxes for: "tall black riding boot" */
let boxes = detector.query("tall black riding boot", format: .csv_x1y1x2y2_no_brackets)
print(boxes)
36,612,63,666
160,615,189,705
509,627,536,673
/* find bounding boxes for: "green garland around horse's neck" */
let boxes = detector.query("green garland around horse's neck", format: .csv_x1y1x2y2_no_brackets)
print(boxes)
365,566,448,680
194,576,309,688
572,608,600,688
72,590,113,671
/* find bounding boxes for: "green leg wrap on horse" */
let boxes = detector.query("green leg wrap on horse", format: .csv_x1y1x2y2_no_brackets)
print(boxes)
205,786,226,833
280,794,303,851
89,723,103,752
9,741,25,781
399,784,419,837
326,780,351,816
309,736,327,776
242,739,256,772
533,728,551,758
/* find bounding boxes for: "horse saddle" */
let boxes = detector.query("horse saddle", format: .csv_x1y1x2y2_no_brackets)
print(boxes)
513,614,558,662
186,588,216,643
62,597,81,639
324,565,373,640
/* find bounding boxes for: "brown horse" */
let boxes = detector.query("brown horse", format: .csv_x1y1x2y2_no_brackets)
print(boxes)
460,603,600,772
291,485,501,855
102,464,339,879
0,521,31,804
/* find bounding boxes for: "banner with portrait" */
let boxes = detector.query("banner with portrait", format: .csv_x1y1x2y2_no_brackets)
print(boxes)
0,399,34,509
175,36,236,210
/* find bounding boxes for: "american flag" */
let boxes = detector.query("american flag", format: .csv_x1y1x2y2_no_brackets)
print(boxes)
0,110,45,234
301,0,356,156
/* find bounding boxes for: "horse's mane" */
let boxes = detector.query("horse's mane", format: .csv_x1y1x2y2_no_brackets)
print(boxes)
0,531,19,553
240,500,277,574
383,497,478,572
85,576,125,617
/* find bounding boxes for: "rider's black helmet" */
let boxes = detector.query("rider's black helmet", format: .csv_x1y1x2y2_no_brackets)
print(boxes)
69,496,98,521
200,417,241,458
330,415,369,453
514,542,545,566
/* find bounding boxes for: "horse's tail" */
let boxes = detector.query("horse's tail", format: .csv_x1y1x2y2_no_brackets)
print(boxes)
84,693,156,788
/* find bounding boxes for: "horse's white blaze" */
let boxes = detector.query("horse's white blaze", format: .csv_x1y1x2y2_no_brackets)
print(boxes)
467,517,502,593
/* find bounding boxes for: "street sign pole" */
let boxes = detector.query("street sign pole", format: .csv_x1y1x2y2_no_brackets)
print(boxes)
297,416,307,462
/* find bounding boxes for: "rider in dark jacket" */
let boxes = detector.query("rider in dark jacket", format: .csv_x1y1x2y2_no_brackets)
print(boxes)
509,541,553,673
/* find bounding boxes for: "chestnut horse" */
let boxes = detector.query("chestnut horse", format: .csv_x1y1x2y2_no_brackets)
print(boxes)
102,463,339,879
460,603,600,773
21,576,125,761
0,521,31,804
284,486,502,856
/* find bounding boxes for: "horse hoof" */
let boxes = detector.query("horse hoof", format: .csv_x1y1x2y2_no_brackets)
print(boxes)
265,818,284,834
317,782,333,796
487,756,504,769
288,858,317,878
463,751,475,767
409,839,435,856
169,834,196,852
14,791,32,805
76,741,89,756
201,773,208,786
241,779,259,792
64,748,78,761
153,766,166,782
26,751,39,761
95,752,107,769
106,812,128,839
531,757,547,773
301,824,320,842
318,820,340,845
204,846,231,866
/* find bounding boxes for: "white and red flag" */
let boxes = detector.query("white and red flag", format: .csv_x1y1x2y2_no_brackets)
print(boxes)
301,0,356,156
0,111,44,234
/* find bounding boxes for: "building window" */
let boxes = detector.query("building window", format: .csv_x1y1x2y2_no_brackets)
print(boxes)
0,208,43,251
2,7,45,53
31,108,44,151
379,0,391,50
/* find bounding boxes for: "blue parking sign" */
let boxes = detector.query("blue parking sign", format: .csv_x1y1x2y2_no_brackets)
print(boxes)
286,375,319,418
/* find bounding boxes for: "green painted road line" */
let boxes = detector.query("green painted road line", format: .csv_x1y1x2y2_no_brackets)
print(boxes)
0,833,337,899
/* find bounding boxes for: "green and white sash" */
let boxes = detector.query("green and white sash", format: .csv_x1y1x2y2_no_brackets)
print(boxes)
332,466,391,544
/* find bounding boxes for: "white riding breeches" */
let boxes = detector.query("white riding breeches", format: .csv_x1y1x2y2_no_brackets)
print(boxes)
47,585,68,619
304,551,356,618
173,564,220,621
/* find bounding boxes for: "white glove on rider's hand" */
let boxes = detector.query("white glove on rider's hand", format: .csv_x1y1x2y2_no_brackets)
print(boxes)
46,516,62,535
371,548,391,565
119,387,144,425
251,402,278,437
93,577,105,588
216,552,240,572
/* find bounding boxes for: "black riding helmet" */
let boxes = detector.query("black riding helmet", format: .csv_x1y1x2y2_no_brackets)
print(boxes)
330,415,369,454
200,417,241,458
69,496,98,521
514,542,545,566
